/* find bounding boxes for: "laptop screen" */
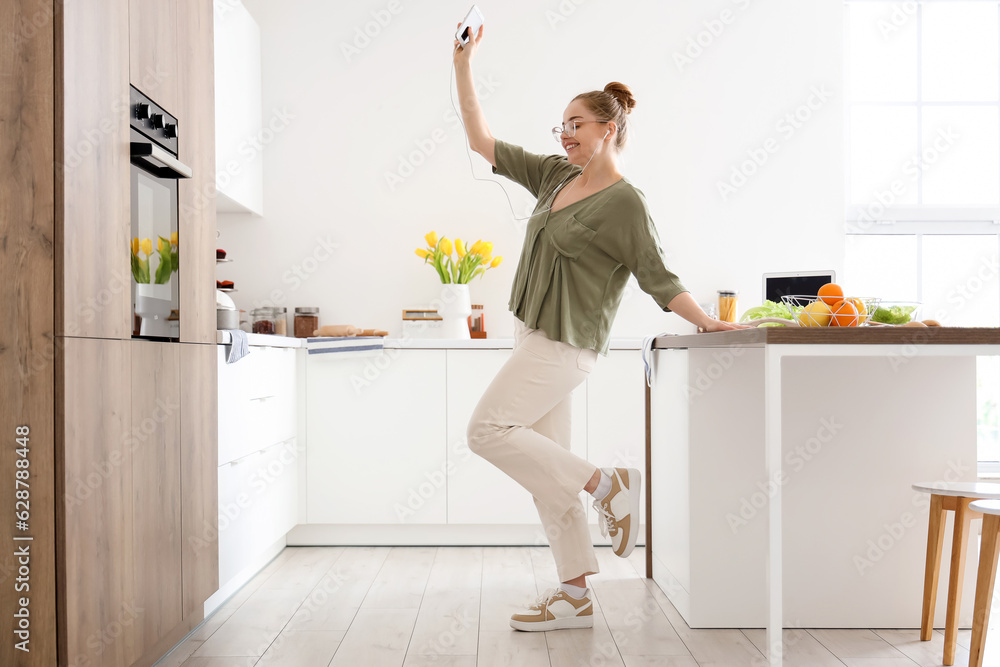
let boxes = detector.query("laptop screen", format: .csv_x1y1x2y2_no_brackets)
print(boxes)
763,272,835,302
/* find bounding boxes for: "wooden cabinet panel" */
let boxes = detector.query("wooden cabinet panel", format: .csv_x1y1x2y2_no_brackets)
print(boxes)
178,0,216,343
58,338,138,666
57,0,131,339
1,4,58,664
128,0,179,112
180,343,218,617
131,341,182,651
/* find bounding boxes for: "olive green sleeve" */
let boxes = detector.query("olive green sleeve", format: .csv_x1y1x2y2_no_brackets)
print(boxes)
618,214,689,312
492,139,573,199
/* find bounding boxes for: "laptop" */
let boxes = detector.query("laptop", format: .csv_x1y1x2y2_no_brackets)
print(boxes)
763,270,836,302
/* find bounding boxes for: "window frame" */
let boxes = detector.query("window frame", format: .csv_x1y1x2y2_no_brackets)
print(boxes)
845,1,1000,472
845,0,1000,225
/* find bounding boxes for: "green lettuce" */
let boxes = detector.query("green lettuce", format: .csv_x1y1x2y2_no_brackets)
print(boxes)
739,300,794,326
871,305,916,325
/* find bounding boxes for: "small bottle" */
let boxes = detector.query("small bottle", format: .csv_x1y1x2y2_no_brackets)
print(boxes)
718,290,739,323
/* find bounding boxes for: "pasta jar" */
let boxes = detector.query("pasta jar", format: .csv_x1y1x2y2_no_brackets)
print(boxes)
718,290,739,323
294,307,319,338
274,306,288,336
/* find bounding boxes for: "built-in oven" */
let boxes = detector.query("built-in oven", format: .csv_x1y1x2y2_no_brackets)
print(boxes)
129,85,192,340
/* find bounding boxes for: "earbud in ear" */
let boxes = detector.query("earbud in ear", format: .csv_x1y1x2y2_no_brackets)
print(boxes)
603,129,610,139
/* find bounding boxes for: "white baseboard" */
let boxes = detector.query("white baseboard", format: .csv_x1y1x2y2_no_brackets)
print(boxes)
203,535,287,616
286,523,646,547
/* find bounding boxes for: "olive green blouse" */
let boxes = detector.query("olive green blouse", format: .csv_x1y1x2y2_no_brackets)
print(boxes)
492,139,688,356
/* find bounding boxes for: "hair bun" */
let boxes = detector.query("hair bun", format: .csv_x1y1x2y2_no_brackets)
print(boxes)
604,82,636,114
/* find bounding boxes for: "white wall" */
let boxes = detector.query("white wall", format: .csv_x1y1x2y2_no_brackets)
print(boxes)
220,0,845,339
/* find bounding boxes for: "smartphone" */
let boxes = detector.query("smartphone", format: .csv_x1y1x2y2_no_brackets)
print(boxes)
456,5,484,45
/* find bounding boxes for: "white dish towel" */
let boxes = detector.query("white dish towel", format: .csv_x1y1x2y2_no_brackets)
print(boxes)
641,331,678,387
224,329,249,364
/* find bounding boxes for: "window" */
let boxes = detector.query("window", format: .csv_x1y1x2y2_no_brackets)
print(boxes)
845,1,1000,471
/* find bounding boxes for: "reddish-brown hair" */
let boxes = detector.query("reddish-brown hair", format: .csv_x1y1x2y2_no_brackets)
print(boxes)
573,82,636,151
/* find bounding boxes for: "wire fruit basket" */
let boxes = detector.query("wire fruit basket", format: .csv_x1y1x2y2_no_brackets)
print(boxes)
780,295,881,327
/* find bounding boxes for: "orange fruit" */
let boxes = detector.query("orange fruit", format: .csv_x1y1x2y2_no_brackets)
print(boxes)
836,297,866,322
830,299,859,327
817,283,844,306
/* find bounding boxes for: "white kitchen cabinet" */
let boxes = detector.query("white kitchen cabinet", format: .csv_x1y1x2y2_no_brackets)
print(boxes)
586,350,647,532
446,349,588,525
306,349,448,524
217,438,299,585
214,0,263,215
649,343,981,628
295,344,647,545
213,343,299,612
218,345,297,465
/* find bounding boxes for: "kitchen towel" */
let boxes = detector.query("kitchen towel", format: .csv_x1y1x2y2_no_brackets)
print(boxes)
641,331,677,387
224,329,250,364
307,335,384,358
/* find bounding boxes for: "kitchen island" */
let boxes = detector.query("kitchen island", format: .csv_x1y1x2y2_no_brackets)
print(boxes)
645,327,1000,667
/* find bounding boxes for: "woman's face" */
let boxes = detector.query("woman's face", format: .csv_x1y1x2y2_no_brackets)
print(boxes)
559,99,612,166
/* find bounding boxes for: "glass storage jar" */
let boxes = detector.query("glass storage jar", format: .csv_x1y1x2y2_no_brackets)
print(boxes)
718,290,739,323
250,307,277,335
294,307,319,338
274,306,287,336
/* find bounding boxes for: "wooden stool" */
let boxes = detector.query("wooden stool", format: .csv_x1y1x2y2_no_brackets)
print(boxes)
913,482,1000,666
968,498,1000,667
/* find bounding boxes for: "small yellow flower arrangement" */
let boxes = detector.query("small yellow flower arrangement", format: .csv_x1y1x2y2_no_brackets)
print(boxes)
130,232,178,284
416,231,502,284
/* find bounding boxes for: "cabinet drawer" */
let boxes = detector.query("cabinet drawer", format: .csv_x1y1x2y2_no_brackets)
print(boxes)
246,391,296,450
218,439,299,584
218,346,297,465
242,345,294,401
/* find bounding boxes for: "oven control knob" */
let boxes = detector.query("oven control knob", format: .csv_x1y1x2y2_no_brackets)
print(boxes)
163,123,177,139
150,113,164,129
135,102,150,121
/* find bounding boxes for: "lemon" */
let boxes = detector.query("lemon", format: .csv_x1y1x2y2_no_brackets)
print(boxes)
798,300,832,327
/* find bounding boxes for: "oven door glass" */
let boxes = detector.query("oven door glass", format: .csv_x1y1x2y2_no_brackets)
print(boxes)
130,160,180,340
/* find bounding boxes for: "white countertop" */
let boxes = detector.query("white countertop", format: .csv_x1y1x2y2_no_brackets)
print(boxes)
217,330,306,348
383,337,645,350
217,330,646,351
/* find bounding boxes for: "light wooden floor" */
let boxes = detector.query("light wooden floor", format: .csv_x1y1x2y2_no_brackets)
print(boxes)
155,545,1000,667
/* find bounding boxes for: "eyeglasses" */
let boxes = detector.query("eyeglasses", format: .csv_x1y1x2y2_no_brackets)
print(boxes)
551,120,610,142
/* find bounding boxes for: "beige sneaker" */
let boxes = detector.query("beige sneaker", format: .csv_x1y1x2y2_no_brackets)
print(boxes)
593,467,641,558
509,588,594,631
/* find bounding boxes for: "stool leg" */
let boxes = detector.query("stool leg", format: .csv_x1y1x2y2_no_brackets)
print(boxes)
921,494,946,641
970,514,1000,667
943,499,974,666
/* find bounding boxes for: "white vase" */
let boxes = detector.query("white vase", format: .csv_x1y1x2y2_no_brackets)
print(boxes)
134,282,173,337
435,283,471,340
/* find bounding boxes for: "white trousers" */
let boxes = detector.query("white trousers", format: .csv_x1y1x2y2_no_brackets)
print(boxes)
467,318,600,582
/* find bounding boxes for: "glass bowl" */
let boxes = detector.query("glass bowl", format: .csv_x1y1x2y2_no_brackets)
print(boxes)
869,301,922,325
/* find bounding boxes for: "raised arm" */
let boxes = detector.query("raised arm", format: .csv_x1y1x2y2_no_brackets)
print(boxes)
453,24,496,167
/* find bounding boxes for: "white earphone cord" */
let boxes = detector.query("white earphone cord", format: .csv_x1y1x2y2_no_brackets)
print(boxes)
449,61,603,222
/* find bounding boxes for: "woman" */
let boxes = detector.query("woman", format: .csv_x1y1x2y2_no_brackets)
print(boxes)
455,25,747,632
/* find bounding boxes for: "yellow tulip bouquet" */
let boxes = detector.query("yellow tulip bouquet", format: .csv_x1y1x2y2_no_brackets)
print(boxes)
415,231,503,284
130,232,178,284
